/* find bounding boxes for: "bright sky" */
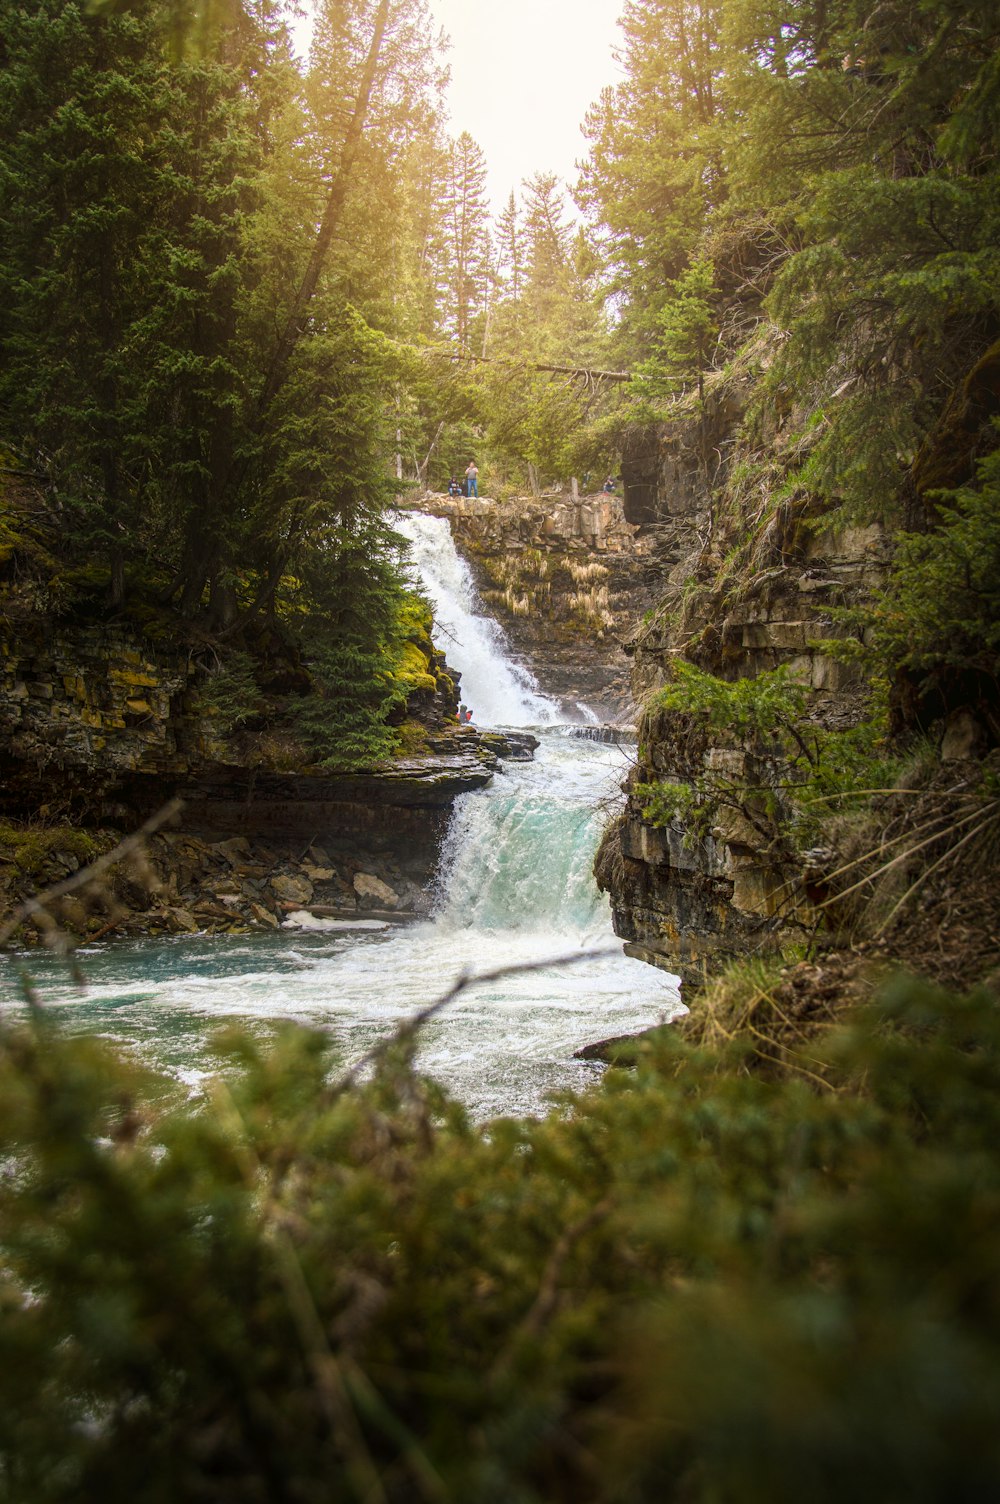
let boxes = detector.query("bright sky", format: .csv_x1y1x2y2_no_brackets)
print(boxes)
427,0,626,211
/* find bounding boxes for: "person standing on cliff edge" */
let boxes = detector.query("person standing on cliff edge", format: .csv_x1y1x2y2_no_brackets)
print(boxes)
465,461,479,497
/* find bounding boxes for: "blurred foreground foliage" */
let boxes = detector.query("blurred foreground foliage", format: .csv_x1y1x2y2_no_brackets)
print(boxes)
1,974,999,1502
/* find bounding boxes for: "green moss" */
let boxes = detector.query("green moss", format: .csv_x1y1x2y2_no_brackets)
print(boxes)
0,823,103,876
392,640,437,694
394,718,432,756
397,594,434,644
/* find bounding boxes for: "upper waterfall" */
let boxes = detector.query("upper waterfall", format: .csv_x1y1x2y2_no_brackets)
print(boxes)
395,510,559,728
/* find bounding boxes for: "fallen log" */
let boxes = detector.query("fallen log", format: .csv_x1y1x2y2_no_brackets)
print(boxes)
278,901,418,924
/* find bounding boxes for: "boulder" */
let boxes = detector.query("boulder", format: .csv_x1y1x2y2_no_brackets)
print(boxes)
353,872,399,909
940,708,986,762
53,894,89,933
250,902,280,929
270,873,314,905
212,836,253,866
167,907,199,932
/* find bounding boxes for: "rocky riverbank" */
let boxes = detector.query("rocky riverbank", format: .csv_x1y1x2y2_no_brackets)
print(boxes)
1,728,539,947
24,827,432,945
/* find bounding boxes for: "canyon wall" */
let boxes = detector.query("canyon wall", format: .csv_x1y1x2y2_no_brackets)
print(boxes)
594,402,891,987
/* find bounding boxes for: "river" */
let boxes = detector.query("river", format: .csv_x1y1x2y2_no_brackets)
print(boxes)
3,513,682,1119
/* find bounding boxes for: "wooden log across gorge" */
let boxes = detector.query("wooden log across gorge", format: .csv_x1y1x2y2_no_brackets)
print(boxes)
417,345,632,385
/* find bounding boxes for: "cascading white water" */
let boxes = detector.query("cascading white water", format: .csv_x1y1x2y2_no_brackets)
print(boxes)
4,513,681,1119
435,736,614,936
394,510,558,726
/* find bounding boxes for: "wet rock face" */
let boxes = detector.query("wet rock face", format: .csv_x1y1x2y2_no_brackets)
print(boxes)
413,492,663,720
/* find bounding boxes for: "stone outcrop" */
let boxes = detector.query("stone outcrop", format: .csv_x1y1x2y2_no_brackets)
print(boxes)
413,491,663,719
595,713,811,988
595,399,893,986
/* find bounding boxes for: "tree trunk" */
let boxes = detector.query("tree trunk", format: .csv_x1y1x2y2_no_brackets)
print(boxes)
252,0,391,425
109,546,125,608
418,421,445,486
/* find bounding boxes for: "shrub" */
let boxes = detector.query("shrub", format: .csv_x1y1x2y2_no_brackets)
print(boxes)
1,974,999,1501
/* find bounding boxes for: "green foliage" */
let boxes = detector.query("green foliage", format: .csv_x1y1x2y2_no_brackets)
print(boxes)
292,639,403,770
729,0,1000,521
631,257,720,406
286,560,440,770
878,442,1000,684
577,0,726,352
633,777,708,841
650,659,810,740
0,0,453,742
638,661,895,852
2,975,1000,1500
197,651,261,735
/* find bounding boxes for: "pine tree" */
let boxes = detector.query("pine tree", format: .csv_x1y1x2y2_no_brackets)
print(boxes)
577,0,726,355
442,131,492,353
495,189,525,306
0,0,173,602
727,0,1000,521
633,256,719,405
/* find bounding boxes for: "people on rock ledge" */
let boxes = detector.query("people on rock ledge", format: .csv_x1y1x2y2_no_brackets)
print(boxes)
439,469,622,498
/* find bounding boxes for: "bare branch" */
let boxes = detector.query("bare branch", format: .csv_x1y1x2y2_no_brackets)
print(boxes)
323,948,620,1104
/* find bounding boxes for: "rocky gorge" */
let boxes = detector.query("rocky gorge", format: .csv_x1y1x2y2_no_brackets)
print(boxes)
411,417,899,990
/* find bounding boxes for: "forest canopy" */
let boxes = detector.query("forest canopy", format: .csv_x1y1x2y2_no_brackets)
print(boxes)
3,0,997,743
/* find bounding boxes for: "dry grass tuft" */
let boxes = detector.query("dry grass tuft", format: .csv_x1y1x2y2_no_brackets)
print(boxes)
676,952,880,1089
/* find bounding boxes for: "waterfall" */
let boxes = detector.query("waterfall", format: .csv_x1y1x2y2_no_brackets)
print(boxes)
394,509,625,939
433,736,614,937
394,509,559,727
15,510,681,1120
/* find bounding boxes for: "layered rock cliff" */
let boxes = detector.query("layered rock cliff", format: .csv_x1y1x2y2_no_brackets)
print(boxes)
0,607,498,941
594,395,894,987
